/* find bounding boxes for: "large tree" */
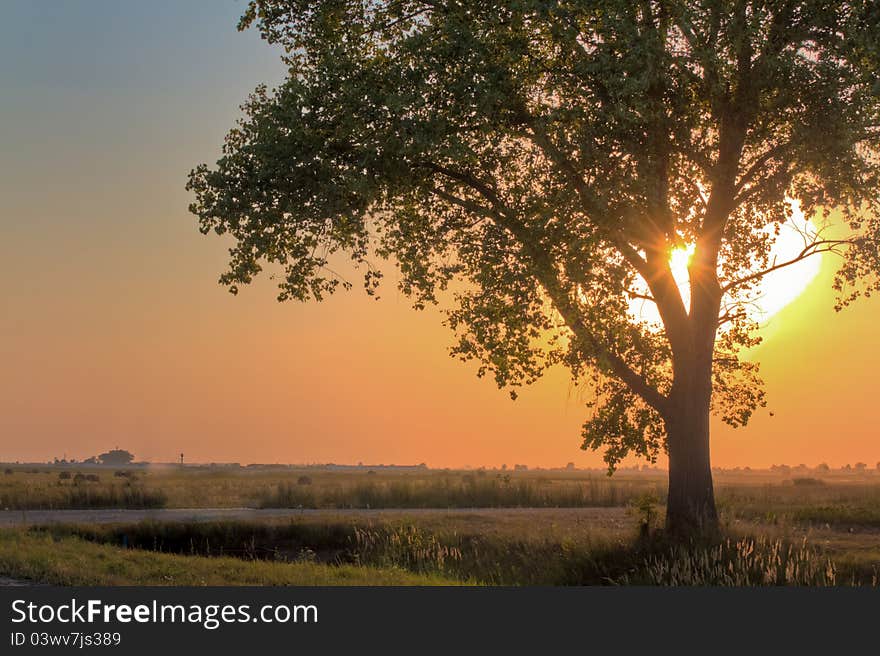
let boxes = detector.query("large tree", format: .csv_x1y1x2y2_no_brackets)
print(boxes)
188,0,880,535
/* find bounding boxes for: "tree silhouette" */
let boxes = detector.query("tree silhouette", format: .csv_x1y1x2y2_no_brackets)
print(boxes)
189,1,880,535
97,449,135,466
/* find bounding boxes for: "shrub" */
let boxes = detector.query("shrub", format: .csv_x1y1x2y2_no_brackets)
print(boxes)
58,471,72,481
296,476,312,486
628,493,660,537
792,477,826,487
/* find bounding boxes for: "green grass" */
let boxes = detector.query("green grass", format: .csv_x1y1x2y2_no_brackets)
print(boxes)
0,529,460,586
716,482,880,528
35,518,631,585
42,515,875,586
18,520,871,586
789,506,880,527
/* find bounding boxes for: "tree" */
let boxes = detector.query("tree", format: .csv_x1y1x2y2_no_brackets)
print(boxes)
97,449,135,466
188,1,880,536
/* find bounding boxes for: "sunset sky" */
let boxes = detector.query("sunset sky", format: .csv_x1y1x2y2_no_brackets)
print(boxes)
2,1,878,469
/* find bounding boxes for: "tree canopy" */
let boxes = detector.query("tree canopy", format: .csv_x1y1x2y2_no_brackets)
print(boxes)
189,0,880,471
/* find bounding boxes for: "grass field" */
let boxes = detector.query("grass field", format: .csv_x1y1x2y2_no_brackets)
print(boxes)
8,464,878,513
4,464,880,586
0,529,458,586
4,512,870,586
0,465,667,510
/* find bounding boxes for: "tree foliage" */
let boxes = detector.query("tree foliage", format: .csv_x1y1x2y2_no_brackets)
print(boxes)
189,0,880,469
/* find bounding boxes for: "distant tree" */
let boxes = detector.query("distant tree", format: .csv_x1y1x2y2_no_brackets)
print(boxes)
854,462,867,472
816,463,831,473
191,1,880,536
566,462,576,471
97,449,134,466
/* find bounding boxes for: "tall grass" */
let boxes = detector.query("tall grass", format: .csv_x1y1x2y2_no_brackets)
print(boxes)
0,483,167,510
258,477,660,509
716,482,880,527
617,537,838,586
351,526,463,574
0,467,668,509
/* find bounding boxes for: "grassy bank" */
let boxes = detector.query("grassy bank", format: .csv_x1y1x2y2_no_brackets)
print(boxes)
0,529,458,586
32,517,870,586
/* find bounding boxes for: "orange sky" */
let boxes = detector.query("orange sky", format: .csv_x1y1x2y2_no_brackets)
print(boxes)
1,2,878,469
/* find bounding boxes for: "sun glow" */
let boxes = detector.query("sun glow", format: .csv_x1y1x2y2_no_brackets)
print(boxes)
631,201,823,326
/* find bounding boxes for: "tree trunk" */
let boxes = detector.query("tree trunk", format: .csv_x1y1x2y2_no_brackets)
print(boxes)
665,359,719,537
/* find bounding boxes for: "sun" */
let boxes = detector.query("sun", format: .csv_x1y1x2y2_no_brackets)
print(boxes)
631,201,823,326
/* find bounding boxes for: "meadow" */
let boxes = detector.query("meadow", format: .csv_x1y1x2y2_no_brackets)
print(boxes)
3,464,880,586
0,464,667,510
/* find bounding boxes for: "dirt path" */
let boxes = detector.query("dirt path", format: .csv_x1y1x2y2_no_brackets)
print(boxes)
0,506,631,528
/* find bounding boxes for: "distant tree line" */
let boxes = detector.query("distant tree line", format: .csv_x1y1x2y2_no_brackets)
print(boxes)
51,449,135,466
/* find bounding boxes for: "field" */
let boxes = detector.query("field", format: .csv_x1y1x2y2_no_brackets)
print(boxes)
2,464,880,586
0,530,457,586
0,464,668,510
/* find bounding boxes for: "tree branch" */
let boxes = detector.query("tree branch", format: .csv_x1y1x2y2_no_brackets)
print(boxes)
424,178,670,416
735,141,794,193
721,239,854,294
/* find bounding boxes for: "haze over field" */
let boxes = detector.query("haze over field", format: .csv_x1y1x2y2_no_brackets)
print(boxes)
2,0,878,470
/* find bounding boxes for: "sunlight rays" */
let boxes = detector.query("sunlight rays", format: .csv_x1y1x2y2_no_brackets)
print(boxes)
629,202,823,327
